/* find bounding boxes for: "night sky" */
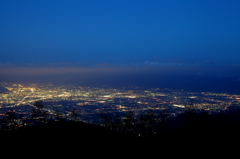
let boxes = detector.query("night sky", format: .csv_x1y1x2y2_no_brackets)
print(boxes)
1,0,240,92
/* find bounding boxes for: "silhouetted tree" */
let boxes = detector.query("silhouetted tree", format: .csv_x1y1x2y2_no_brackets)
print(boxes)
1,110,18,131
185,102,196,112
182,102,197,124
123,111,135,133
54,109,66,121
215,110,229,125
71,110,78,122
155,109,168,131
111,114,123,131
144,110,158,133
159,109,167,123
139,113,147,135
30,100,48,125
138,109,165,136
196,110,211,126
138,110,153,136
100,112,112,128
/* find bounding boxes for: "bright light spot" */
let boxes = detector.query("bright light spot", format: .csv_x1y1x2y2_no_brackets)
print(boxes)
172,104,185,108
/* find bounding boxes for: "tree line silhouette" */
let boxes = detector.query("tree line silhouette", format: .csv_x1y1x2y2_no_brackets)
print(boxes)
99,109,168,137
0,100,79,132
1,100,240,142
99,101,240,139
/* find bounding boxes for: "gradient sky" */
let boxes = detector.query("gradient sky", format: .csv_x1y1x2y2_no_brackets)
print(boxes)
1,0,240,67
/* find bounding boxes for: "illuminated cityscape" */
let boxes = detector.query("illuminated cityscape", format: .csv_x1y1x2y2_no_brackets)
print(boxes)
1,82,239,125
1,0,240,146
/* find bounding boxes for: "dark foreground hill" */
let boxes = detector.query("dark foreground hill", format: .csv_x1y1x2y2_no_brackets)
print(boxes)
1,109,240,153
1,119,240,147
1,121,134,144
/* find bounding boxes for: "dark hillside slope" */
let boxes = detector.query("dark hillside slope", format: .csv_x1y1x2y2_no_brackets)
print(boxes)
1,121,135,145
2,110,240,150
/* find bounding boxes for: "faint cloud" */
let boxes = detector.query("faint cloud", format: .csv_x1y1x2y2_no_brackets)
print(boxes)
168,58,182,63
27,63,37,66
131,61,191,67
0,62,11,66
144,61,159,65
196,72,204,76
49,62,73,66
96,62,108,67
202,60,215,65
130,59,219,67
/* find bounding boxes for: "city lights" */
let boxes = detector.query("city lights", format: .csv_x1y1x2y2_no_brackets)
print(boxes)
0,82,239,125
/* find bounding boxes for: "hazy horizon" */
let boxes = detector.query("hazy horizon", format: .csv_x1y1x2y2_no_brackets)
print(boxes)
1,0,240,94
1,64,240,94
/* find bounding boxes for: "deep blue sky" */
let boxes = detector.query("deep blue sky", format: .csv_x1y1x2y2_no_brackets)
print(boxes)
1,0,240,93
1,0,240,66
